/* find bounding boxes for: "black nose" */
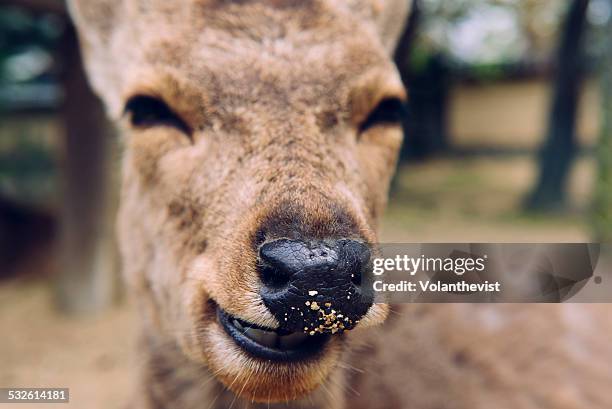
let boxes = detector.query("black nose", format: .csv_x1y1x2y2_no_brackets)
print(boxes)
258,238,373,334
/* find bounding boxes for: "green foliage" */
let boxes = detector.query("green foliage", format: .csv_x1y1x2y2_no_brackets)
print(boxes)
411,0,579,81
466,63,507,82
0,6,65,84
0,126,57,204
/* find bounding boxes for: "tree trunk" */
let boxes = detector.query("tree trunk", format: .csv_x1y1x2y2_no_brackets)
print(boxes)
393,0,449,162
393,0,420,79
401,54,449,161
395,0,449,161
592,16,612,242
524,0,590,211
54,24,121,314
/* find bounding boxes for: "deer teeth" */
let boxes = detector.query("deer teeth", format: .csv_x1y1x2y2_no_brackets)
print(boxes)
232,319,244,330
231,317,313,350
243,327,278,348
279,332,308,349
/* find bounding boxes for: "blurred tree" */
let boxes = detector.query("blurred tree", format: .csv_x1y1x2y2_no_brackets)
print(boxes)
394,0,565,161
55,24,121,314
395,0,451,160
504,0,565,63
525,0,590,211
0,1,121,313
592,11,612,241
416,0,564,67
400,53,450,160
394,0,449,160
0,195,54,279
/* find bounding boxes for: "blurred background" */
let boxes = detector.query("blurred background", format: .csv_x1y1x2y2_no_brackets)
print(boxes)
0,0,611,407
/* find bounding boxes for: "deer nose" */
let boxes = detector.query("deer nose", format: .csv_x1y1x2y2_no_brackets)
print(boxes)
258,238,373,334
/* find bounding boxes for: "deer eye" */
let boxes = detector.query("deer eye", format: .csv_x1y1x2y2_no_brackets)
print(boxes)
124,95,191,136
359,98,406,133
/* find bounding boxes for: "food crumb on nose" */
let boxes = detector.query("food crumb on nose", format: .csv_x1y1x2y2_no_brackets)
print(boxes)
308,290,318,296
310,301,320,310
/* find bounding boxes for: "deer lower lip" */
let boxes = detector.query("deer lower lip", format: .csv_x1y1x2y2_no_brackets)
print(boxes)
217,309,330,362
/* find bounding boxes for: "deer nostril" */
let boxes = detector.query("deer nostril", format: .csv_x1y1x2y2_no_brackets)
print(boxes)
341,239,370,286
350,269,362,286
259,263,292,288
258,239,299,290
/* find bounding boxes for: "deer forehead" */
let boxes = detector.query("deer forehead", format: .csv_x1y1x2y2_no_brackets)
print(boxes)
120,37,395,113
69,0,408,117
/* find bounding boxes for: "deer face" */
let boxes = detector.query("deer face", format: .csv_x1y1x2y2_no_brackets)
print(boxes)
69,0,409,402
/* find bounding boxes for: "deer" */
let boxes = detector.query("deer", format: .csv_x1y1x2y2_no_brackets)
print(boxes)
67,1,612,408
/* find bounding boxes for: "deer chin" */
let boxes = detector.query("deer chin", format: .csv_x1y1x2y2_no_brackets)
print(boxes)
195,301,344,402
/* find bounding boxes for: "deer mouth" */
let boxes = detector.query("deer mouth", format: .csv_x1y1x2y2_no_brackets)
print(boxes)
218,309,330,362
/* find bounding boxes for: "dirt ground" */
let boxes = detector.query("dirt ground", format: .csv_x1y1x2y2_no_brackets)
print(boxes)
382,156,593,242
0,156,598,408
0,282,137,409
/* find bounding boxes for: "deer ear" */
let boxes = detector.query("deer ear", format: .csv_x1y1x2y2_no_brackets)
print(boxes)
67,0,124,117
67,0,121,46
373,0,412,55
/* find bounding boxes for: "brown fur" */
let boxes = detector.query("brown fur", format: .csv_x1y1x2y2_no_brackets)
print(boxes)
68,1,612,408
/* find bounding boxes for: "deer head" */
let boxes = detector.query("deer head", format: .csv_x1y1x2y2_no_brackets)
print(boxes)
69,0,410,402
